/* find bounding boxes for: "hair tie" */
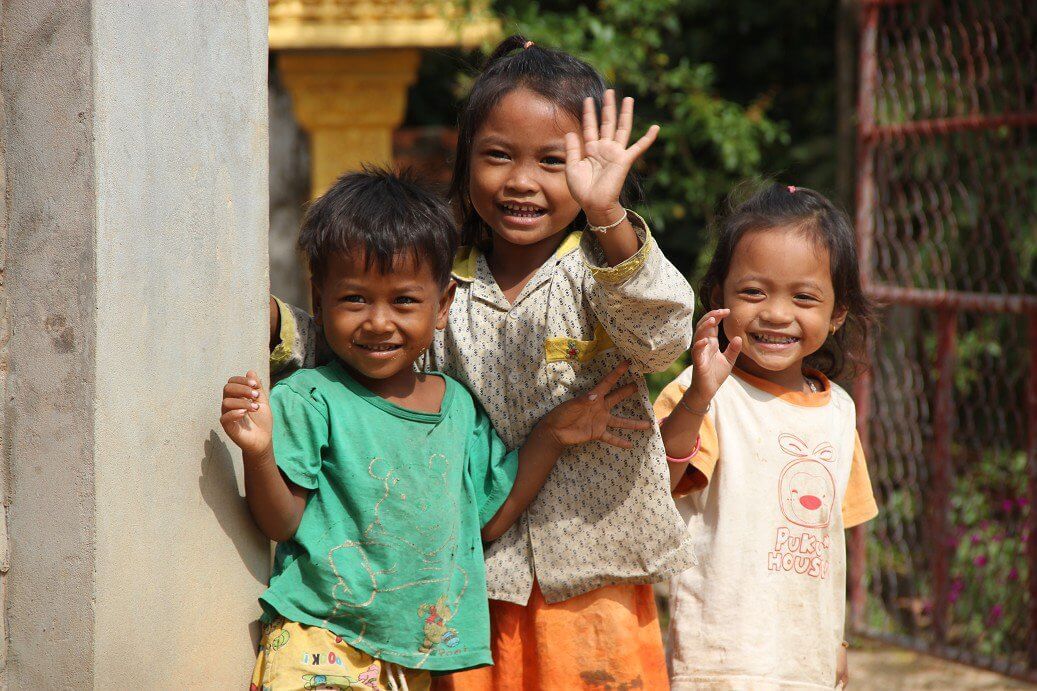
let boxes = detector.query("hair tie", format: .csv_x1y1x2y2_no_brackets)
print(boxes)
523,40,535,49
787,185,797,194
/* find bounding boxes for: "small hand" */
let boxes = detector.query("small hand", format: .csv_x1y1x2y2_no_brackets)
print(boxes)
688,309,742,404
564,89,659,224
542,361,652,449
836,643,849,688
220,369,273,456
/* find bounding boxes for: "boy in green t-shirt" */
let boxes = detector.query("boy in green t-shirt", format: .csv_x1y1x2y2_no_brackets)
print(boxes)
221,168,647,690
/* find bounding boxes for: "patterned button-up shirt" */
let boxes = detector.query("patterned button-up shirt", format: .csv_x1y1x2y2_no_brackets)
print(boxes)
273,213,697,604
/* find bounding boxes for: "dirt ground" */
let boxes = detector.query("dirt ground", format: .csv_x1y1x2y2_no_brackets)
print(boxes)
849,641,1036,690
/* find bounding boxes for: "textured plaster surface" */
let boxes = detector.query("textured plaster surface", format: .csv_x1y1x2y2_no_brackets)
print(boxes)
2,2,98,686
90,2,270,686
2,1,271,686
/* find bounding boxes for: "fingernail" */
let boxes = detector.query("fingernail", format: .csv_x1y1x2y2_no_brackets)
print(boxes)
587,394,599,401
248,381,257,388
251,390,259,398
251,402,259,410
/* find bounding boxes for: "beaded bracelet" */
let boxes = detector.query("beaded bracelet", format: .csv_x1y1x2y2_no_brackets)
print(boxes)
586,208,628,234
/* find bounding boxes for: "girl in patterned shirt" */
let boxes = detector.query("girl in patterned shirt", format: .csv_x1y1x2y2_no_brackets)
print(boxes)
270,35,697,688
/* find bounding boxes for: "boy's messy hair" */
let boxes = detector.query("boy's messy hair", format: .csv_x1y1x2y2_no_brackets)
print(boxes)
699,181,875,380
449,35,640,248
299,167,458,288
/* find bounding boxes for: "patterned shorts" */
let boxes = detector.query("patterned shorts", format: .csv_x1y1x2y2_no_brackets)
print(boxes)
251,618,431,691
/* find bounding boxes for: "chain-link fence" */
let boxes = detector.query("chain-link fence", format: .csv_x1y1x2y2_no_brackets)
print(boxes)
850,0,1037,680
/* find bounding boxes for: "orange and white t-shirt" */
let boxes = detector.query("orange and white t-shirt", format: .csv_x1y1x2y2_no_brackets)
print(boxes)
654,367,878,690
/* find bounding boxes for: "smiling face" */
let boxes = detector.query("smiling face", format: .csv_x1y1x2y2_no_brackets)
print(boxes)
468,88,583,251
779,459,835,528
715,225,847,386
314,250,453,393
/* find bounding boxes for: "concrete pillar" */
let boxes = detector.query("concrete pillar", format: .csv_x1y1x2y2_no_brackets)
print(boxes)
1,2,270,687
279,50,421,197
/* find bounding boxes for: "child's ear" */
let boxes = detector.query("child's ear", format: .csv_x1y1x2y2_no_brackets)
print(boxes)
435,280,457,330
830,305,848,334
310,281,323,327
709,285,724,309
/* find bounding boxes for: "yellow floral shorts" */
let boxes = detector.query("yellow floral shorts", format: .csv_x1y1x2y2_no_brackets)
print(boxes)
251,618,431,691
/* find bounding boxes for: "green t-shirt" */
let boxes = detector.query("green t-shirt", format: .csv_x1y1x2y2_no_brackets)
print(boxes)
260,360,519,672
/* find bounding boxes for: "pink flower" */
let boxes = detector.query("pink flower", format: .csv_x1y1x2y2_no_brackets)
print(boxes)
1009,568,1019,581
1002,499,1015,512
974,555,988,567
988,604,1004,623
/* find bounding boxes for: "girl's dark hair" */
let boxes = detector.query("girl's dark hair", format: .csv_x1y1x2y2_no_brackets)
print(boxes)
299,166,458,287
700,182,875,380
449,35,640,248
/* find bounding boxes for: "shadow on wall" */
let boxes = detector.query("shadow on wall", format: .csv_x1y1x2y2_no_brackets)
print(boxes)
200,430,271,584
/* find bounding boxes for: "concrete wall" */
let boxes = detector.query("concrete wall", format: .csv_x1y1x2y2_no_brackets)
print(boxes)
2,2,270,687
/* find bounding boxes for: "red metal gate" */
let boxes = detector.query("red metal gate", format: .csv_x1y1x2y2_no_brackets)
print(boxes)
850,0,1037,679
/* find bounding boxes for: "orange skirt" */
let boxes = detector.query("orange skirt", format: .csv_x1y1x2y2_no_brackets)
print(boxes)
434,582,668,690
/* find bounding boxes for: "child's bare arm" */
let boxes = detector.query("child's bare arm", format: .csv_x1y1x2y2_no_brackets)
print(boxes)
481,362,650,541
660,310,741,491
221,370,308,541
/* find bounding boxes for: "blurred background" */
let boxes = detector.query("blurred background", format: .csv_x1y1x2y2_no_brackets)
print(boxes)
265,1,1036,687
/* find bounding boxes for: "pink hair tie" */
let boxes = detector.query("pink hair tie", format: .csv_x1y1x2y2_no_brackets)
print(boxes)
524,40,535,49
787,185,797,193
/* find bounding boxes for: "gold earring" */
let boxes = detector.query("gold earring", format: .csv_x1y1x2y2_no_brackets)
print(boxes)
829,324,838,335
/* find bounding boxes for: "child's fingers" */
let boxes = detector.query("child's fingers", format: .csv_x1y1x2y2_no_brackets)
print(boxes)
223,397,259,414
615,96,634,147
608,414,652,431
604,382,638,407
582,96,599,144
723,336,743,365
627,124,660,159
565,131,584,169
246,370,269,403
589,361,631,397
220,409,248,426
227,375,252,386
599,89,617,141
224,383,259,400
600,432,634,449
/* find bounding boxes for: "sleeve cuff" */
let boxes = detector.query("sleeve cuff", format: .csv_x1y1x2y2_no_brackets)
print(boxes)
479,449,521,527
843,497,879,528
270,295,297,374
585,210,655,285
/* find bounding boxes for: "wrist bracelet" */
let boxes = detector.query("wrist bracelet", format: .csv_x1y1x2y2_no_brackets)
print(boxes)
586,208,628,234
666,435,701,464
658,416,701,464
679,397,710,416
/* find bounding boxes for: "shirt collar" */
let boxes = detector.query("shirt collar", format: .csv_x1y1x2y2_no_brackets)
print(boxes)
451,231,583,283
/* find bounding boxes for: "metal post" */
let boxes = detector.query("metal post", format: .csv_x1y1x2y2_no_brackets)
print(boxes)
930,309,957,643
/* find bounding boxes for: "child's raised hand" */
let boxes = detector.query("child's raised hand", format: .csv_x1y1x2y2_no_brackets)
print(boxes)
564,89,659,225
220,370,273,457
541,361,652,449
688,309,742,403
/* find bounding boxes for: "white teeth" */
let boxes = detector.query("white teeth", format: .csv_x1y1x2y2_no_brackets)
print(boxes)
356,343,399,352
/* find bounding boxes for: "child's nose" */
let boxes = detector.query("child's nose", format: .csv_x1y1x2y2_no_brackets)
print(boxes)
365,306,394,333
504,165,538,194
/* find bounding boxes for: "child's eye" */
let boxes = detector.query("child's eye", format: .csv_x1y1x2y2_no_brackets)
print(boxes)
794,294,820,302
394,296,419,305
542,155,565,166
342,294,365,304
487,150,510,160
739,288,764,297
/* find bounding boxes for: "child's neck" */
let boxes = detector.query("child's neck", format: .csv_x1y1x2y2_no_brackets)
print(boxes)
487,229,569,304
344,363,445,414
735,355,815,394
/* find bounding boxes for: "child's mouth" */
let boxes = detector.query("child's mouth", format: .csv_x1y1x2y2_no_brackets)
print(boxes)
354,342,403,357
749,332,800,348
498,202,547,223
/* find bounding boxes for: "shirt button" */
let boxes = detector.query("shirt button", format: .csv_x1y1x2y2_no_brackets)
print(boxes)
507,310,519,320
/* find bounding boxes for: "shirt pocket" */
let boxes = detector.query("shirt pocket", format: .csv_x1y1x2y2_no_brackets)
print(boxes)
544,322,614,363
